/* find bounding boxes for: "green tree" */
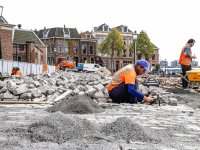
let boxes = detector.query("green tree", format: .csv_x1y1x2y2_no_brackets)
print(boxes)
130,30,154,60
156,64,160,71
99,28,125,72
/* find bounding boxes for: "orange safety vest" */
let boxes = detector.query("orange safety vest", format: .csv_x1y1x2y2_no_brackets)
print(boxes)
179,44,192,66
15,70,23,76
107,64,137,92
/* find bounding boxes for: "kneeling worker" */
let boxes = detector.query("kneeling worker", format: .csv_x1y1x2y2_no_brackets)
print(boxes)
11,67,23,76
107,60,153,104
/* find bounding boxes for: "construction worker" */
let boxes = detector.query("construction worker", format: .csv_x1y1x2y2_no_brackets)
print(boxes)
179,39,196,89
107,59,154,104
11,67,23,76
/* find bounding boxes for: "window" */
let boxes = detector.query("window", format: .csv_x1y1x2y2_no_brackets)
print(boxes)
95,64,100,68
17,56,21,62
47,57,50,64
74,44,78,53
98,36,102,45
19,45,24,51
51,44,54,52
89,46,94,54
41,55,43,61
51,57,54,65
47,44,50,53
82,44,87,54
124,27,127,32
110,61,114,70
104,53,108,57
138,54,142,60
123,49,127,57
123,38,127,45
86,35,90,39
98,49,101,56
65,44,69,53
59,44,63,53
152,54,156,60
104,26,108,31
91,57,94,63
104,60,108,68
152,64,156,70
104,37,106,40
129,52,133,57
117,52,121,57
129,38,133,45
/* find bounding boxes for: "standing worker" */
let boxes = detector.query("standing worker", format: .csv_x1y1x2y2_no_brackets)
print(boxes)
107,60,154,104
179,39,196,89
11,67,23,76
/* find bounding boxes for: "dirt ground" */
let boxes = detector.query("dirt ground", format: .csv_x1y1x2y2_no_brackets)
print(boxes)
0,89,200,150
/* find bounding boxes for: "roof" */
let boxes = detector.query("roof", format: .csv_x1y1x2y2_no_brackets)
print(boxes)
80,31,95,39
152,43,159,49
13,29,44,45
0,16,8,24
94,23,111,32
37,27,80,39
115,25,133,33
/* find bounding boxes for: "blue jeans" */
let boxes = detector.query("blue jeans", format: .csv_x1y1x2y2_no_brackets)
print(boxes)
108,79,140,104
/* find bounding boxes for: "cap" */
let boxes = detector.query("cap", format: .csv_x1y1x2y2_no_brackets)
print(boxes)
137,59,150,72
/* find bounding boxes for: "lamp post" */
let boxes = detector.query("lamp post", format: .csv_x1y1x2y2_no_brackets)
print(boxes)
165,59,166,76
133,30,138,64
0,6,3,59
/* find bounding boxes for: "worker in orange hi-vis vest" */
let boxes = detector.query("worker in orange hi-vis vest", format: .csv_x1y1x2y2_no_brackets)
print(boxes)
11,67,23,76
107,59,153,104
179,39,196,89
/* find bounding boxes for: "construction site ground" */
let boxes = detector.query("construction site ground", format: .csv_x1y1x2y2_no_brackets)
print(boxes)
0,89,200,150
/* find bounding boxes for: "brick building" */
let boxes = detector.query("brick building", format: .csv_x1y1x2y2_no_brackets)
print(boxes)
13,28,47,64
92,23,159,71
37,26,80,66
80,31,97,63
0,16,15,60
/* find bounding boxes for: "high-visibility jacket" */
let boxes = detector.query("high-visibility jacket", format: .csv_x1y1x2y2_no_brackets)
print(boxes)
107,64,137,92
11,70,23,76
179,44,192,66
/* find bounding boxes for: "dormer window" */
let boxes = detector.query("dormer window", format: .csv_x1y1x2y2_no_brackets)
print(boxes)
86,34,91,39
104,26,108,31
44,33,48,38
124,27,127,32
64,33,70,38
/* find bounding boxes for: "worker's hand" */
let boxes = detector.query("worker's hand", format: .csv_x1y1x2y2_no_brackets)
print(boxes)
192,56,196,59
143,96,154,103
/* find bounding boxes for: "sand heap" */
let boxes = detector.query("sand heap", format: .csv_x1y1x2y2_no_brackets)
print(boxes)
28,112,100,144
46,94,104,114
100,117,159,143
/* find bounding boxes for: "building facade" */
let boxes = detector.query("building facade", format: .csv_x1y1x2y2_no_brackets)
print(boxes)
171,60,181,68
160,60,168,68
80,31,97,63
37,26,80,66
13,28,47,64
92,23,159,71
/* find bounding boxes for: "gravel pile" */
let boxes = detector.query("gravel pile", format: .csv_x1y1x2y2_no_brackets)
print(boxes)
28,112,100,144
166,88,192,94
100,117,159,143
46,94,104,114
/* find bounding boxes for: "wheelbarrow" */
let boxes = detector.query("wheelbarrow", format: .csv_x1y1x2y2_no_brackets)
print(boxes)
175,69,200,90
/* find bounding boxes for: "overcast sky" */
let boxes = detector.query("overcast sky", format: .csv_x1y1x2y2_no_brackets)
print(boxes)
1,0,200,64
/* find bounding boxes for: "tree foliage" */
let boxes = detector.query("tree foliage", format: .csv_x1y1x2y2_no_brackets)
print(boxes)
130,30,154,59
99,28,125,71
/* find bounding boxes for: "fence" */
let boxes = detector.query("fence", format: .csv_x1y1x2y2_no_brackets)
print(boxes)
0,59,57,76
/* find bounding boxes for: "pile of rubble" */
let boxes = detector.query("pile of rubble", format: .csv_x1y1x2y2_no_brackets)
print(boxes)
0,70,180,106
138,75,200,92
0,71,111,103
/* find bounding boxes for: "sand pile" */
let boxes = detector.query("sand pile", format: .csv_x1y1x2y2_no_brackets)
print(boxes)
100,117,159,143
46,95,104,114
27,112,100,144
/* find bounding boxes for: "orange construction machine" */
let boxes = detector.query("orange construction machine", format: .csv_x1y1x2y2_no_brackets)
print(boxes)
56,56,76,70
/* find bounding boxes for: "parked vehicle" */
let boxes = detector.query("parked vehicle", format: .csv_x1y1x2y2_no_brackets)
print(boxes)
83,64,101,72
56,56,76,70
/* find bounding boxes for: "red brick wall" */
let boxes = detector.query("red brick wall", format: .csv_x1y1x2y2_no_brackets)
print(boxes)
1,29,13,60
